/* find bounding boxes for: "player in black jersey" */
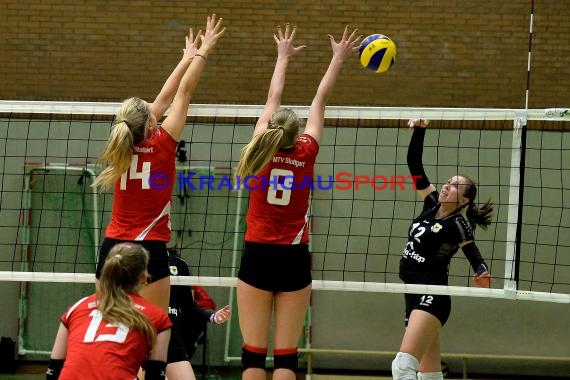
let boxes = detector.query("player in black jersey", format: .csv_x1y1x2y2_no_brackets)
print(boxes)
391,119,494,380
166,249,231,380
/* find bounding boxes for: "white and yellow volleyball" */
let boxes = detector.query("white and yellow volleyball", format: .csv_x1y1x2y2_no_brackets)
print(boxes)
358,34,397,73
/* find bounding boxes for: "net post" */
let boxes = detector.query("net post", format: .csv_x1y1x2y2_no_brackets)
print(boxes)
83,167,100,269
305,350,313,380
18,167,33,356
224,186,244,363
504,115,526,298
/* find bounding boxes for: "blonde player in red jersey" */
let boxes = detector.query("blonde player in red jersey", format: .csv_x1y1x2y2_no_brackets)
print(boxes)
234,24,362,380
46,243,172,380
92,14,225,313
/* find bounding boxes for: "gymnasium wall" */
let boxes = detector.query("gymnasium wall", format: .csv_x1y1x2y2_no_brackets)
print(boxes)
1,0,570,108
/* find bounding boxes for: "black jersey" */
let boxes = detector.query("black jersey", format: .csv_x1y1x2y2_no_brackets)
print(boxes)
400,191,475,285
168,254,213,328
167,253,215,361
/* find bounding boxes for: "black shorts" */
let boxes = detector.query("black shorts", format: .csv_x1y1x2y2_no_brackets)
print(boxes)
404,293,451,327
95,237,170,283
167,328,190,364
238,242,311,292
179,319,207,359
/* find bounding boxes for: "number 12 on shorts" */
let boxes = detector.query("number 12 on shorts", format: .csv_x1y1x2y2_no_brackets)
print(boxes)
419,295,433,307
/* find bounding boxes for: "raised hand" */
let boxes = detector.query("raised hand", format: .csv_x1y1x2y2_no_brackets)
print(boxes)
182,27,202,60
328,25,363,62
274,23,306,59
408,119,430,129
198,13,226,57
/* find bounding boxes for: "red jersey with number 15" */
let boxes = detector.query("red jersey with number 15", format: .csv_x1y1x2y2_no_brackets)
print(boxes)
105,128,177,242
58,293,172,380
245,134,319,245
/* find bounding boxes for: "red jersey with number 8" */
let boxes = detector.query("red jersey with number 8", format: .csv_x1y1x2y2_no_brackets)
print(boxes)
105,128,177,242
58,293,172,380
245,134,319,245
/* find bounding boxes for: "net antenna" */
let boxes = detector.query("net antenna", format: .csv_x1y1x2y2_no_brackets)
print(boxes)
506,0,536,297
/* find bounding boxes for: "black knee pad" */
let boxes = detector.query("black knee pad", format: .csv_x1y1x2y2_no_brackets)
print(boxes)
241,346,267,370
273,351,298,371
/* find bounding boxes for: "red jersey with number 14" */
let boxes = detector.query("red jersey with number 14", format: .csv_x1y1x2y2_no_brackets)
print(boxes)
58,293,172,380
105,128,177,242
245,134,319,245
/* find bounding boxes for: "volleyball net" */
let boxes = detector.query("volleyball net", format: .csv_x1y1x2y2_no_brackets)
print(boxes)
1,101,569,355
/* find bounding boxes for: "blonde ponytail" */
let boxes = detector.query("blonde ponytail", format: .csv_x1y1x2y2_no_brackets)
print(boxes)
93,122,134,191
93,97,151,191
235,128,284,180
98,243,156,347
234,108,302,185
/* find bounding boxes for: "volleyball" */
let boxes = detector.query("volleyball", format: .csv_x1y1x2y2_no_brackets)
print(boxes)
358,34,397,73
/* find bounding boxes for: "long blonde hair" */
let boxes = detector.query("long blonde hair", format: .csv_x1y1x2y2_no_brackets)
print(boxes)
93,97,150,191
98,243,156,347
235,108,301,182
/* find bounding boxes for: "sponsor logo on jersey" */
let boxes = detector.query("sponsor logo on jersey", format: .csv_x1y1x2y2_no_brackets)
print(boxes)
134,146,155,154
402,247,426,263
272,156,306,167
431,223,442,233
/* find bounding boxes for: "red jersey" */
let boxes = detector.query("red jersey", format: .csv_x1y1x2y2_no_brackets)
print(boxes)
245,134,319,244
105,128,177,241
59,293,172,380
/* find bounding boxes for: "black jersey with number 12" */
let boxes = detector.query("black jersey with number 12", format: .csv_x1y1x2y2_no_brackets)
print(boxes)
400,191,474,285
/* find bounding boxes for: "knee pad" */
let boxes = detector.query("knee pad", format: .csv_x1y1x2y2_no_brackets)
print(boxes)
241,344,267,370
417,371,444,380
273,348,298,371
391,352,419,380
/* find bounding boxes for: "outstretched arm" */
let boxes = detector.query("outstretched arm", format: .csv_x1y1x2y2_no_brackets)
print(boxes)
150,28,202,121
162,14,226,141
460,241,493,288
304,26,362,144
407,119,437,200
253,23,306,137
